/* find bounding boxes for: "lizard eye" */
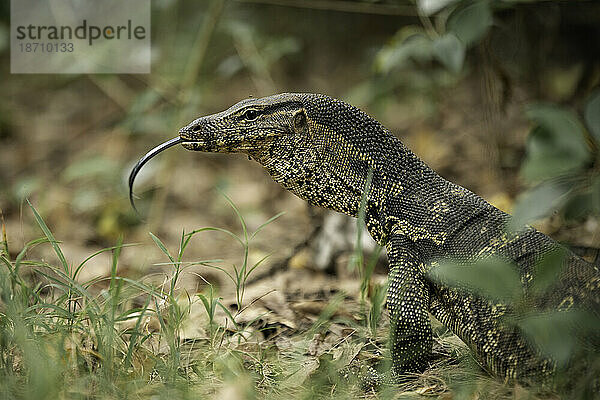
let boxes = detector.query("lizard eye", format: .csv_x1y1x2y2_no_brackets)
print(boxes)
243,109,260,121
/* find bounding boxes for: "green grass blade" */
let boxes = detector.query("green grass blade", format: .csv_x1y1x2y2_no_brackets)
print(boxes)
149,232,176,264
246,252,274,278
74,243,138,282
27,199,69,274
216,301,239,330
124,296,151,368
218,189,248,242
15,238,51,272
250,211,286,240
110,236,123,290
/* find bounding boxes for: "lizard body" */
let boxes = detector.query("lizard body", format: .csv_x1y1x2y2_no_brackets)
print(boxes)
130,93,600,385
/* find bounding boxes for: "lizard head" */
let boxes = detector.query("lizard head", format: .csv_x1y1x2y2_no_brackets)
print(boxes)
179,93,306,154
178,93,386,216
130,93,395,220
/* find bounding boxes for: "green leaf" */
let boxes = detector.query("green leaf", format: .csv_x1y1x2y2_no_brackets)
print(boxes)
530,247,567,295
428,257,522,303
418,0,459,15
526,105,589,158
375,28,433,73
521,105,590,182
508,181,569,231
584,90,600,143
432,33,465,73
518,310,598,367
447,0,493,45
520,128,584,182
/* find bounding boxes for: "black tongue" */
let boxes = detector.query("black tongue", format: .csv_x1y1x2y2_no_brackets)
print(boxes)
128,136,182,213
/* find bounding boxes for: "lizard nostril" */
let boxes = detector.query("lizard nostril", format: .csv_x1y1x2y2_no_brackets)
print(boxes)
192,125,201,132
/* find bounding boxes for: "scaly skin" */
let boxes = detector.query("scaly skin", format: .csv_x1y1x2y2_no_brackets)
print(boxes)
131,93,600,385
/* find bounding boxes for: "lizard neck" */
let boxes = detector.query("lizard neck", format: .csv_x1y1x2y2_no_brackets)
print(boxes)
293,94,492,247
364,138,491,248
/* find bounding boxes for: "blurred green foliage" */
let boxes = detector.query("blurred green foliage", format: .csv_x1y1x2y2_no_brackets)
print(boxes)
512,91,600,228
521,105,590,182
375,0,495,79
429,248,600,397
377,0,493,74
430,256,522,303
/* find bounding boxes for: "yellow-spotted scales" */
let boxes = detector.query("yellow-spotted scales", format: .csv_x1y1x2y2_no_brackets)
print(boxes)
130,93,600,387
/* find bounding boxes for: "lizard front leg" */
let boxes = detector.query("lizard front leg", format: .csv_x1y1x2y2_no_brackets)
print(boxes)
386,235,433,377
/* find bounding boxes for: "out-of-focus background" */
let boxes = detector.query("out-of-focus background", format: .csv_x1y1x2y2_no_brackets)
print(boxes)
2,0,598,284
0,1,599,397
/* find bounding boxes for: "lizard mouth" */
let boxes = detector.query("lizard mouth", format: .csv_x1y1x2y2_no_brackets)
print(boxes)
180,140,210,150
179,127,212,151
128,136,182,212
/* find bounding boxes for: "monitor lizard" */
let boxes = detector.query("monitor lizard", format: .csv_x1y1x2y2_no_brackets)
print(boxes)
129,92,600,386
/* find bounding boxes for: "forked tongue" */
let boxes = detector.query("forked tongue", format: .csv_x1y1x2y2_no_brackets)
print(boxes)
128,137,182,213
